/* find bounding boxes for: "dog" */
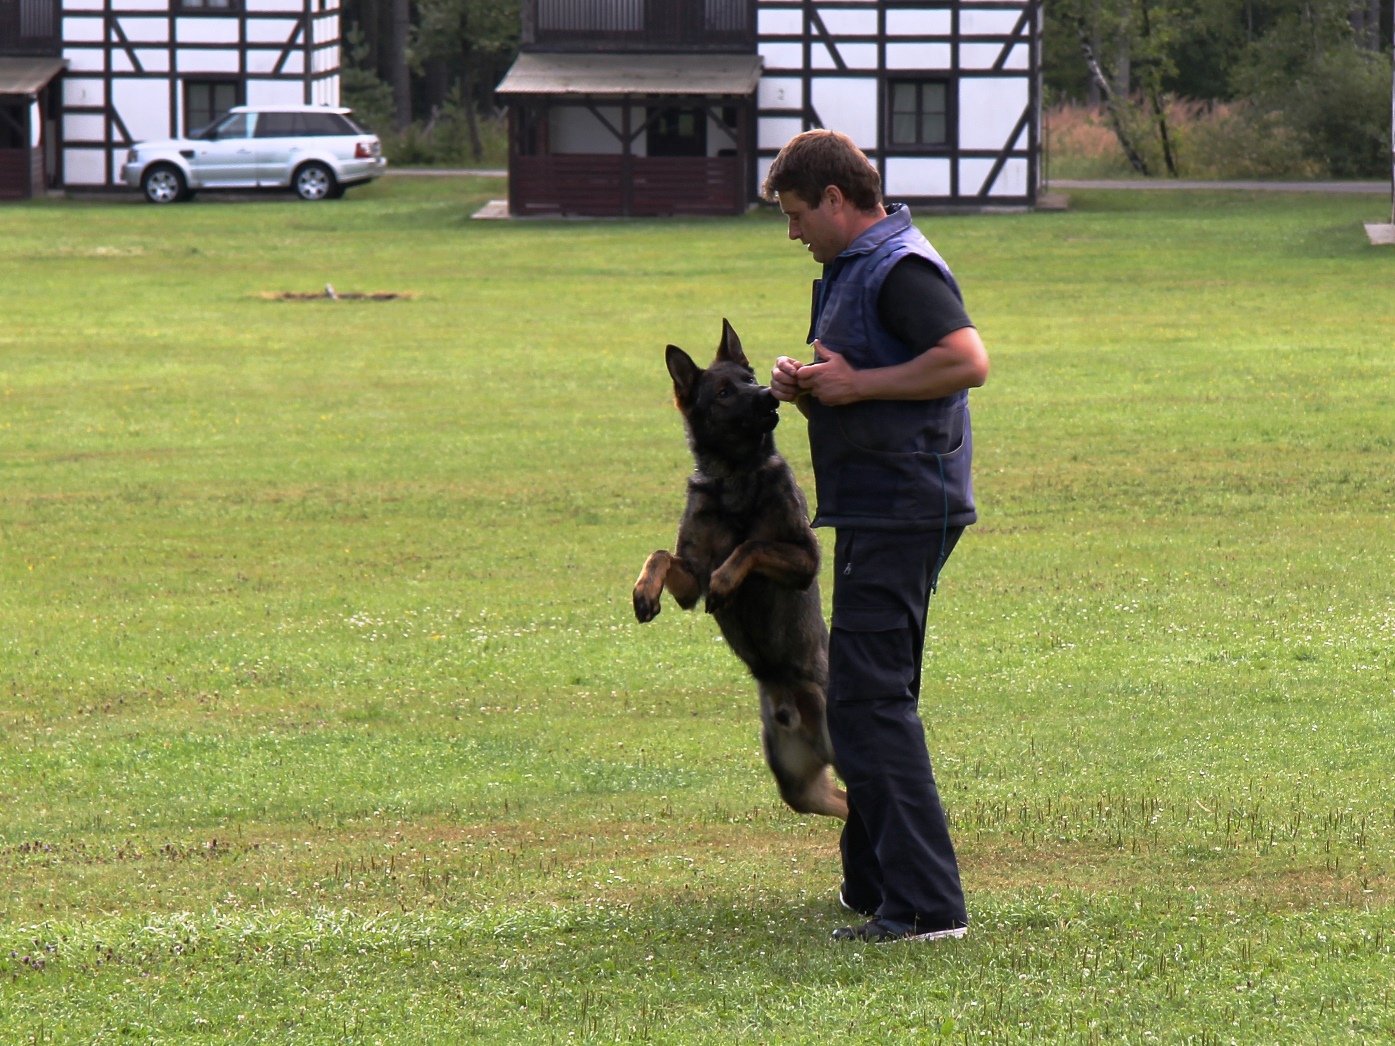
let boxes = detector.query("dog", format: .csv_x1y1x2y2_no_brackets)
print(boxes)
632,320,847,820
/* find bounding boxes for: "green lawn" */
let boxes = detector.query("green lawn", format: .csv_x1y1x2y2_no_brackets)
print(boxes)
1,178,1393,1044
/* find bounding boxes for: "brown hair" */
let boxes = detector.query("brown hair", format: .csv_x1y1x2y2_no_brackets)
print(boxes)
760,129,883,212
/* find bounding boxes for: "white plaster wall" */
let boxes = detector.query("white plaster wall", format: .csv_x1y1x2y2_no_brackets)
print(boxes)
247,18,298,43
63,78,105,107
835,43,878,69
886,9,950,35
62,0,104,10
961,9,1023,36
886,43,951,70
758,77,801,110
135,49,170,72
549,107,633,155
706,112,738,157
117,16,168,41
246,79,306,106
246,51,281,74
282,51,305,73
111,0,168,11
64,148,107,184
176,50,240,73
958,77,1028,150
176,18,240,43
62,16,104,41
113,79,170,143
818,8,875,35
810,76,877,148
758,41,802,70
957,157,995,196
758,115,802,150
62,46,104,72
757,8,799,34
989,157,1027,196
809,40,839,70
64,112,105,141
884,156,951,197
246,0,304,11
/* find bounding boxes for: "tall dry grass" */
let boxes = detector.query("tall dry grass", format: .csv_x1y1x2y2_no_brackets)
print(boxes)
1045,100,1323,181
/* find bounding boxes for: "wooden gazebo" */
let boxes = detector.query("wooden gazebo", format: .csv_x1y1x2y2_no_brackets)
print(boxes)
496,51,761,217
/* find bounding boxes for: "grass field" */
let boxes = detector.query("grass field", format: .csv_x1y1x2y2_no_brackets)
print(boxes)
2,178,1393,1044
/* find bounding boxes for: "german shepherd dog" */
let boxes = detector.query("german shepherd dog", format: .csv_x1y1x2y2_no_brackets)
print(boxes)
632,320,848,820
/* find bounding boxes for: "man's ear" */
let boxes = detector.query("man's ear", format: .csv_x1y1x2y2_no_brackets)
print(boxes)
665,345,702,404
715,318,750,370
822,184,845,213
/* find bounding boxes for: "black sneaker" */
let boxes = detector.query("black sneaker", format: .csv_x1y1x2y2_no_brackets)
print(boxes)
837,883,878,918
831,918,968,943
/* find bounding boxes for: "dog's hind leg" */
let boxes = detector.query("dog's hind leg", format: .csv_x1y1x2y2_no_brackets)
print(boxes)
759,682,849,821
633,551,700,622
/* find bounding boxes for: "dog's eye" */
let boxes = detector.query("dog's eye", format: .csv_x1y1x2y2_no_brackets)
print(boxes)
717,385,732,398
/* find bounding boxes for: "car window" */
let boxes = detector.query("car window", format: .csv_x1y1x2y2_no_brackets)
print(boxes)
340,113,367,135
204,112,254,140
255,112,298,138
300,112,354,136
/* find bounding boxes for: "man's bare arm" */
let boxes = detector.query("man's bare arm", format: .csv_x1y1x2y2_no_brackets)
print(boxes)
794,327,988,407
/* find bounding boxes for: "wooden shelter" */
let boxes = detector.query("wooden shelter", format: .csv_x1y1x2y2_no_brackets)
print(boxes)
497,1,1043,216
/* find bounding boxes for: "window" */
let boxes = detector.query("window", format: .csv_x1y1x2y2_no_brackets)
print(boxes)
254,112,359,138
179,0,236,9
888,81,949,148
200,111,254,140
538,0,641,31
185,81,241,137
646,107,706,158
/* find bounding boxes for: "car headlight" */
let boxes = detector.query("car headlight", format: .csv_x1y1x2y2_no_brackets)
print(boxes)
127,149,138,163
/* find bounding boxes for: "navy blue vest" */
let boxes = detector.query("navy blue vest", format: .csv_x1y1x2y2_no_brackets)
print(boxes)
805,204,977,531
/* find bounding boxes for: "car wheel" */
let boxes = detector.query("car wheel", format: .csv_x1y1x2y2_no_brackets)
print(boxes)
142,164,186,204
294,162,336,201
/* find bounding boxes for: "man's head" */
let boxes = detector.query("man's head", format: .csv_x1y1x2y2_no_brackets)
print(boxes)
761,130,886,264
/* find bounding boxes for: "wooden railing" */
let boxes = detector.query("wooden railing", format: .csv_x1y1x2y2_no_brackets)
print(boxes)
530,0,754,50
0,0,61,55
512,155,742,216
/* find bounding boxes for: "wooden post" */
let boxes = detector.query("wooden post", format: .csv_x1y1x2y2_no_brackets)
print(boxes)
621,101,632,218
1390,0,1394,224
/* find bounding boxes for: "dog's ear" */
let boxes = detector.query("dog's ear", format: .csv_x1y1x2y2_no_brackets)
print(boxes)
715,318,750,370
665,345,702,405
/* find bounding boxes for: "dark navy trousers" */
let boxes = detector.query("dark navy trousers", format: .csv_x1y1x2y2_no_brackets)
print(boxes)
827,526,968,931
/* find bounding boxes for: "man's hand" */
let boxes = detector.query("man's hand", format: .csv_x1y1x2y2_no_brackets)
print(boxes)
795,341,862,406
770,355,804,402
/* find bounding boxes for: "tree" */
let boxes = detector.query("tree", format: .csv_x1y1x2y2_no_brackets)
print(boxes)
409,0,519,160
1056,0,1185,176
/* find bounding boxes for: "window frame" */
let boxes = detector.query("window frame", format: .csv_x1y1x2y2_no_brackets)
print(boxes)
884,78,955,153
184,79,244,139
175,0,245,14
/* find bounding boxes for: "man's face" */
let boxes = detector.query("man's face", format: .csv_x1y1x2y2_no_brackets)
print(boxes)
779,189,849,265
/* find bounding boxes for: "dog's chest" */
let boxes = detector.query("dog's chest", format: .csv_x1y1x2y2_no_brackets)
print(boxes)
683,474,776,570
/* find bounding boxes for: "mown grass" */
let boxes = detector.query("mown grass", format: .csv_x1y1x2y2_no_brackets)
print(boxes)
1,179,1393,1043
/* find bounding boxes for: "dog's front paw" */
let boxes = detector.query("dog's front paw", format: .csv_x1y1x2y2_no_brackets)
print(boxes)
633,585,661,623
705,569,737,614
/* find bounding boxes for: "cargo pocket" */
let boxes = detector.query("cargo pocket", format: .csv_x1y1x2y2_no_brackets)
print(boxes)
829,605,916,703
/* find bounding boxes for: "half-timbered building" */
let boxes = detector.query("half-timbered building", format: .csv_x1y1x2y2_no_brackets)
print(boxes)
495,0,1041,216
0,0,341,198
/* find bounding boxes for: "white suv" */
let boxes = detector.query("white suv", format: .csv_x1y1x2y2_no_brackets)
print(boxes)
122,105,387,204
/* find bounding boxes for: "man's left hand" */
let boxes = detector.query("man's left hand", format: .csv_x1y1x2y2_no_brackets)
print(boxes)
796,341,863,406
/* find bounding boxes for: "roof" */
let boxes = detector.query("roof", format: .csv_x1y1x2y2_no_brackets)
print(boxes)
0,57,67,97
229,105,352,114
496,52,762,98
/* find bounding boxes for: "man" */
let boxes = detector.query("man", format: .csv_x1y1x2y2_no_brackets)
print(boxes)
762,130,988,943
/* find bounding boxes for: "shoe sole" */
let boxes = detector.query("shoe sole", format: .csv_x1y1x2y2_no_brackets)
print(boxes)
902,926,968,943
